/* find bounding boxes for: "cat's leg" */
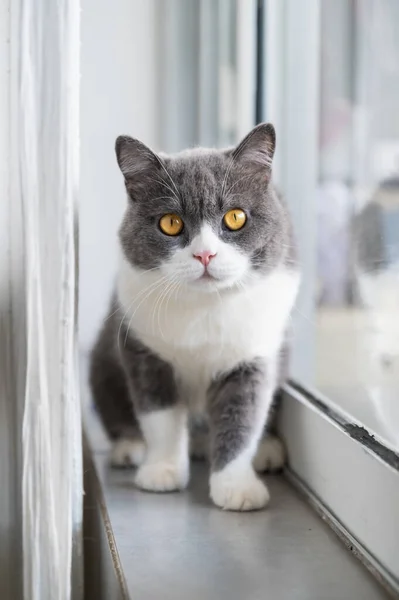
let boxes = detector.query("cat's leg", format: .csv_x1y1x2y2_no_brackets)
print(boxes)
253,390,285,473
208,359,276,511
253,436,285,473
121,335,189,492
90,326,145,468
135,406,189,491
110,437,146,469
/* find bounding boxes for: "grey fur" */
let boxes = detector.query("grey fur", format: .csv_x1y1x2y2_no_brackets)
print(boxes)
120,326,179,413
208,360,267,471
90,300,179,439
90,298,141,441
90,123,297,476
116,123,294,274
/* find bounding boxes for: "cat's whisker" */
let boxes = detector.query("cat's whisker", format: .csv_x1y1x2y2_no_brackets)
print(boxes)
104,302,124,323
124,279,167,346
149,176,181,203
104,271,163,325
154,275,179,339
172,281,183,305
154,156,182,201
117,300,137,354
117,275,168,349
220,155,237,200
123,275,170,346
151,281,169,339
224,174,253,198
155,274,183,339
122,281,163,340
163,277,181,328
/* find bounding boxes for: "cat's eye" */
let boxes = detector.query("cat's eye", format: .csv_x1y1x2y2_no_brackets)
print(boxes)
159,213,184,236
223,208,247,231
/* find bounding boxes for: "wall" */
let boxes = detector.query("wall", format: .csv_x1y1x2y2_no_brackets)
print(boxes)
79,0,159,352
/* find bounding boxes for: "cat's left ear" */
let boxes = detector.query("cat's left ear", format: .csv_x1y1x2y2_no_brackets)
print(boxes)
233,123,276,172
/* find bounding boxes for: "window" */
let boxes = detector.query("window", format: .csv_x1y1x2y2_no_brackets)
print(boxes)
316,0,399,451
261,1,399,592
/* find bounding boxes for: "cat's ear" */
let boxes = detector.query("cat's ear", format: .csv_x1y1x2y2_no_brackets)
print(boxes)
115,135,162,199
232,123,275,172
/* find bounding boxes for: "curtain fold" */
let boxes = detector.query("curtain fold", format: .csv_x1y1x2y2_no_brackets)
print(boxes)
17,0,82,598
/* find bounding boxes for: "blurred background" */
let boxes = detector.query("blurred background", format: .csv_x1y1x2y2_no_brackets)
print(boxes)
79,0,399,450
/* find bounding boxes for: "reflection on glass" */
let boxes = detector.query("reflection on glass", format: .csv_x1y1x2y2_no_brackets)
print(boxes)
316,0,399,449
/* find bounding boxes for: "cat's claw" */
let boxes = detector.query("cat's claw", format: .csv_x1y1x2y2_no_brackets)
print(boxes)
253,436,285,473
135,461,189,492
210,469,270,511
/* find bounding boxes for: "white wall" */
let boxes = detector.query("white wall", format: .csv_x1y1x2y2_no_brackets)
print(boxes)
79,0,159,352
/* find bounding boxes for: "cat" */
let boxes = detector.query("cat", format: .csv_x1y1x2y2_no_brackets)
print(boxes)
90,123,300,511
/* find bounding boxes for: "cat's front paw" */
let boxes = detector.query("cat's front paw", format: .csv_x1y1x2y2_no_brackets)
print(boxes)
135,461,189,492
253,435,285,473
209,469,270,511
110,438,146,468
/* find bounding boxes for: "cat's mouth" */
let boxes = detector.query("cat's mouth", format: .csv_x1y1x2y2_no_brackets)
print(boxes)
199,270,215,281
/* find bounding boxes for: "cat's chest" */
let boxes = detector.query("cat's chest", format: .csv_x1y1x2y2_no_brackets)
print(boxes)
118,268,299,383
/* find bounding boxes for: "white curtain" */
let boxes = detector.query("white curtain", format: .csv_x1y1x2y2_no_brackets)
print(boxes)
0,0,82,598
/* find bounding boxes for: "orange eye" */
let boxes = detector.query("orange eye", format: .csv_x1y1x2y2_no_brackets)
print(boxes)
159,213,184,236
223,208,247,231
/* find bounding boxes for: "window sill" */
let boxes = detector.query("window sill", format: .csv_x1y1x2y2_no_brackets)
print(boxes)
82,373,395,598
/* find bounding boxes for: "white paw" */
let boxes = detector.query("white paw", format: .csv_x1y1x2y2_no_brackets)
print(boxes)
210,469,270,511
135,461,189,492
110,438,146,468
253,436,285,473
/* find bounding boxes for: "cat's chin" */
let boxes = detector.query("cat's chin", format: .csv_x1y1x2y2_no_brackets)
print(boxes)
188,274,242,294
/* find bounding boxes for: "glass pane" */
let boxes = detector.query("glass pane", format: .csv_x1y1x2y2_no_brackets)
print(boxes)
316,0,399,449
217,0,238,146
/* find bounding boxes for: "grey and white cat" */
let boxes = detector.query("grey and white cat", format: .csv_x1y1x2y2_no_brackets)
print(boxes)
90,123,300,511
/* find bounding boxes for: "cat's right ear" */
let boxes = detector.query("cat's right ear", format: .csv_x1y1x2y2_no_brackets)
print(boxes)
115,135,161,199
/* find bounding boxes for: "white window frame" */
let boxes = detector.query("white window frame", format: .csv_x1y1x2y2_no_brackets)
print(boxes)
262,1,399,595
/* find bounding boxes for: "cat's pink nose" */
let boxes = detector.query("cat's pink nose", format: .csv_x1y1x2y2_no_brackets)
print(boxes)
193,251,217,267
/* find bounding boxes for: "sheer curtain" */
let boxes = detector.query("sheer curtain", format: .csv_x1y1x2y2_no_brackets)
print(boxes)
0,0,82,598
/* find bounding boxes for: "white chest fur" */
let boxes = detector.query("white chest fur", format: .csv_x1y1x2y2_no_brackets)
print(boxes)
117,259,299,395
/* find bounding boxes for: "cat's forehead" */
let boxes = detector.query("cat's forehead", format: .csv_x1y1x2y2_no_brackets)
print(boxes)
159,148,237,207
162,148,229,185
160,146,229,163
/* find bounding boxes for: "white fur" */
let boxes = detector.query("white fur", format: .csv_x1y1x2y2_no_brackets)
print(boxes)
117,226,299,506
160,224,251,290
117,228,299,413
210,453,270,511
135,407,189,492
110,438,146,468
253,436,285,472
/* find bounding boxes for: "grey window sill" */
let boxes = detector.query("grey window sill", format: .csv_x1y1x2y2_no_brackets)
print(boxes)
83,408,391,600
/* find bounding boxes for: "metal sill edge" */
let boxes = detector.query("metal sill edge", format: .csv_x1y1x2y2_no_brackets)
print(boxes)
83,431,130,600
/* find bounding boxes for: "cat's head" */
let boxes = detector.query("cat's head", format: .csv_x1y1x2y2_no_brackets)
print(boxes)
116,123,292,293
